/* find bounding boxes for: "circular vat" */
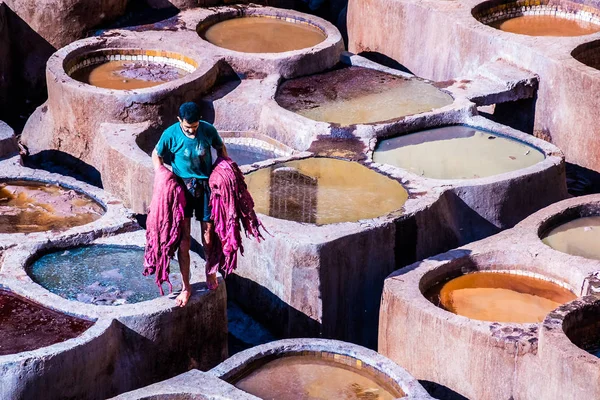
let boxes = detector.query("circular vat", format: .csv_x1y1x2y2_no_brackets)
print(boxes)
0,288,93,355
562,300,600,358
198,14,326,53
64,49,198,90
373,125,545,180
473,0,600,36
28,245,181,306
214,132,295,166
214,340,413,400
275,66,453,126
539,203,600,260
245,157,409,225
0,179,104,234
572,40,600,70
421,258,577,323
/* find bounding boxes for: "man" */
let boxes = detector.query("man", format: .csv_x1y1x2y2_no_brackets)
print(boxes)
152,102,227,307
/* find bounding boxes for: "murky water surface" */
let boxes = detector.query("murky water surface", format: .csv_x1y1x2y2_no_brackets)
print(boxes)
71,60,187,90
30,245,181,305
226,144,279,166
0,181,104,233
374,126,544,179
203,17,326,53
245,158,408,225
491,15,600,36
543,216,600,260
425,272,576,323
234,355,403,400
276,67,453,126
0,289,92,355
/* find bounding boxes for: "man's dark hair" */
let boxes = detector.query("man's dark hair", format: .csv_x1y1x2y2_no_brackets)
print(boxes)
178,102,201,123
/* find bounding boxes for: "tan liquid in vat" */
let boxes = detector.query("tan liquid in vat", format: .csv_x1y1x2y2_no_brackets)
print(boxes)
491,15,600,36
426,272,576,323
0,181,104,233
234,355,403,400
245,158,408,225
71,61,187,90
373,126,544,179
203,17,326,53
543,216,600,260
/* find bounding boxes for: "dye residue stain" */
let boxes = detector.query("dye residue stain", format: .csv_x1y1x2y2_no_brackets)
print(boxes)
234,355,403,400
543,216,600,260
426,272,576,323
30,245,181,305
203,17,326,53
245,158,408,225
373,126,544,179
71,61,187,90
225,143,279,166
491,15,600,36
0,181,104,233
0,289,92,355
276,67,453,126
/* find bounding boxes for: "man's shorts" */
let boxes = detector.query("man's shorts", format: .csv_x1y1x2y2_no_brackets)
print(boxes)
177,177,212,222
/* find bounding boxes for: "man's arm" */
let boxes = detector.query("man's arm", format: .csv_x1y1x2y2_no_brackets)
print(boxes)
152,148,164,171
217,143,228,158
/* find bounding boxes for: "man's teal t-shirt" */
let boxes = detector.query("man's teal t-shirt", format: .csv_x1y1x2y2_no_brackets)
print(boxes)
155,121,224,179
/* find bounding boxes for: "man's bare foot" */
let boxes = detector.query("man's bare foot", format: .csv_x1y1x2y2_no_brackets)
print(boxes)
207,273,218,290
175,289,191,307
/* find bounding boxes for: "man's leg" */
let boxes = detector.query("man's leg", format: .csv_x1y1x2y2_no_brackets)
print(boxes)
176,218,192,307
202,221,218,289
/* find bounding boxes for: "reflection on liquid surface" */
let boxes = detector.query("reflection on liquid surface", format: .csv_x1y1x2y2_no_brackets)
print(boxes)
245,158,408,225
71,60,187,90
543,216,600,260
0,289,92,355
234,355,403,400
30,245,181,305
203,17,326,53
374,126,544,179
0,181,104,233
425,272,576,323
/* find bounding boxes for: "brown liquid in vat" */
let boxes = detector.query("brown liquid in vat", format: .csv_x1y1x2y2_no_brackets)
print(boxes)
71,60,187,90
276,67,453,126
543,216,600,260
234,355,403,400
425,272,576,323
0,181,104,233
203,17,326,53
491,15,600,36
245,158,408,225
0,289,93,355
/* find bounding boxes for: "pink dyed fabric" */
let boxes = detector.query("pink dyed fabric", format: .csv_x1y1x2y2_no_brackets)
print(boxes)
143,165,186,295
207,157,267,277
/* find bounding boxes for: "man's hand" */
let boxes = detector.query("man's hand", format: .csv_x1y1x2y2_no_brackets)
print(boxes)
152,148,164,171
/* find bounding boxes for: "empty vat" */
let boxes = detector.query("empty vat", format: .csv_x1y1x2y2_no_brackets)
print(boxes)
0,180,104,233
245,157,408,224
473,0,600,36
200,16,326,53
425,271,576,323
66,49,197,90
373,125,544,179
275,66,453,126
0,289,92,355
29,245,181,305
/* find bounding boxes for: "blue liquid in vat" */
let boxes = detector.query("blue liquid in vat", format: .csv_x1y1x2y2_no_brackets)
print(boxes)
29,245,181,305
217,143,279,166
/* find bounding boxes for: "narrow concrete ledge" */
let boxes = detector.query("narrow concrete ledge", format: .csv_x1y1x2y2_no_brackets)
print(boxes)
110,369,260,400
